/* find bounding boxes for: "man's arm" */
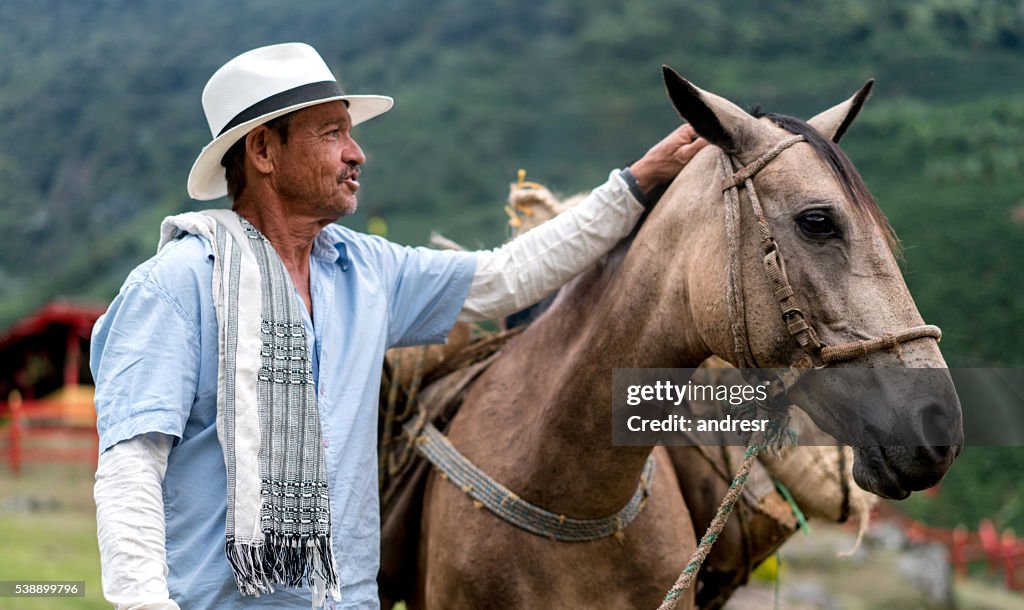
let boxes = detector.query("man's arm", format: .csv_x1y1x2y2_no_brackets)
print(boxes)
459,124,706,322
458,168,641,322
91,237,209,609
94,433,180,610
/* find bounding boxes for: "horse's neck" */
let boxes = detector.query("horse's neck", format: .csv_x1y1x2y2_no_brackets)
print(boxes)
531,158,725,404
541,232,708,370
452,154,724,517
491,199,714,516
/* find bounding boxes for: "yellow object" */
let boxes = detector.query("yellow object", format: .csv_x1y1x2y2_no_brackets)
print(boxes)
507,169,550,228
515,168,545,191
367,216,388,237
504,205,523,228
40,384,96,425
751,553,782,582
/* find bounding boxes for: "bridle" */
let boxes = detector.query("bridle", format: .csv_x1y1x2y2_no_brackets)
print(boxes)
661,133,941,609
717,135,942,405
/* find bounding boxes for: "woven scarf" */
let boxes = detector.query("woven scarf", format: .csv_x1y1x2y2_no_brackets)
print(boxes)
158,210,339,606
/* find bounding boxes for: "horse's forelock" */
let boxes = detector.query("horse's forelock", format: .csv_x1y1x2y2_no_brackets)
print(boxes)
750,110,902,259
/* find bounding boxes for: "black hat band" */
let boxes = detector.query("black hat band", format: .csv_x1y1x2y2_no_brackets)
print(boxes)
217,80,344,136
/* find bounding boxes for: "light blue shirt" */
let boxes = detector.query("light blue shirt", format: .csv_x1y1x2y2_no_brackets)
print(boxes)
90,223,476,609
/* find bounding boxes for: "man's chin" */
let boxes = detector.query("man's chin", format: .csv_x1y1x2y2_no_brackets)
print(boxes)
321,197,357,220
341,193,359,216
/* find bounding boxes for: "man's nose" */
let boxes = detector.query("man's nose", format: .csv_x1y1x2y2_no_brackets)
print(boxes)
344,136,366,166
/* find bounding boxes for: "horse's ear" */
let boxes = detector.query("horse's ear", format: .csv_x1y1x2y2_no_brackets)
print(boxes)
808,80,874,143
661,65,766,155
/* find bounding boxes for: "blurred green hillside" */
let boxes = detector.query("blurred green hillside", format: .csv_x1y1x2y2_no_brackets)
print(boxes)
1,0,1021,366
1,0,1023,558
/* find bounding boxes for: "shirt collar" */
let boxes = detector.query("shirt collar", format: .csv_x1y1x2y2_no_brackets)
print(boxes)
313,225,351,271
312,229,340,262
197,220,350,268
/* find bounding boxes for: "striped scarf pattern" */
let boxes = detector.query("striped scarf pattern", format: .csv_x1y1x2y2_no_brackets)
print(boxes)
159,211,339,606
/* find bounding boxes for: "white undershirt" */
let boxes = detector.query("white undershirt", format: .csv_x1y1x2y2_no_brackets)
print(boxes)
94,170,644,608
94,433,181,610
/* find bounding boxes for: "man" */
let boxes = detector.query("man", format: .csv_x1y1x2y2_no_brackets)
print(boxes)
92,43,705,609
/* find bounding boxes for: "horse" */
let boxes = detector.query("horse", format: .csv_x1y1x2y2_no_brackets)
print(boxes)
408,68,963,609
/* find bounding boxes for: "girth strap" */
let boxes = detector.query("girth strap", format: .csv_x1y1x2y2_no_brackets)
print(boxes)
416,422,656,542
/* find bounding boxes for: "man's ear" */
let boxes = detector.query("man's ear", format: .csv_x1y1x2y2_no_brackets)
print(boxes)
245,126,276,175
662,65,769,157
807,80,874,143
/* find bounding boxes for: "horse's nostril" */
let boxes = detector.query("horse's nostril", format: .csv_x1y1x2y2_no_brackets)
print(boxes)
915,400,962,448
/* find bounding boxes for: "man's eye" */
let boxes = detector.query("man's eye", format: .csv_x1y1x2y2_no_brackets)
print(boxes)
797,212,837,237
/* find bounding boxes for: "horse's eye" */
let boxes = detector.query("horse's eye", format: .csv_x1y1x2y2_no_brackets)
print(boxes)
797,212,836,237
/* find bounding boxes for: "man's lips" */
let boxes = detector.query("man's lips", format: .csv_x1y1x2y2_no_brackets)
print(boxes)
339,170,360,191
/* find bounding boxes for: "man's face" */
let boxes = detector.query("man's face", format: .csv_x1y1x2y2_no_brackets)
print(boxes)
270,101,366,219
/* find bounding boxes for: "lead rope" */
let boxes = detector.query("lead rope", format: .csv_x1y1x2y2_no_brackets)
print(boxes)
660,147,808,609
661,134,943,608
658,443,761,610
660,140,807,610
659,409,796,610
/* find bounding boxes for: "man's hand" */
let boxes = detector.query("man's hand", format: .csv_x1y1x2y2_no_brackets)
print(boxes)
629,123,708,194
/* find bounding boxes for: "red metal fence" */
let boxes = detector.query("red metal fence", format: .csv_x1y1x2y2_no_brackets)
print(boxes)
0,391,97,476
882,504,1024,592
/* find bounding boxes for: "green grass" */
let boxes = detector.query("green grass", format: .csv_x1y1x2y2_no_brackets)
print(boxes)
0,462,407,609
0,463,106,610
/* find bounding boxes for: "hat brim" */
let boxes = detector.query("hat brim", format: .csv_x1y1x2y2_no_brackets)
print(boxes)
187,94,394,201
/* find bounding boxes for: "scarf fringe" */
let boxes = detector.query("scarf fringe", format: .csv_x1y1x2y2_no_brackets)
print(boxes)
226,533,340,604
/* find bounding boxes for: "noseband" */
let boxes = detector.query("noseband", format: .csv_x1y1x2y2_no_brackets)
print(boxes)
718,135,942,404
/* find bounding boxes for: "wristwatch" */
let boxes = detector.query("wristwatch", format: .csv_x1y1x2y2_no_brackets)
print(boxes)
620,167,654,209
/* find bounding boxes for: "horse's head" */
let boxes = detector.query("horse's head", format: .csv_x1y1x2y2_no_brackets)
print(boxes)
656,67,963,499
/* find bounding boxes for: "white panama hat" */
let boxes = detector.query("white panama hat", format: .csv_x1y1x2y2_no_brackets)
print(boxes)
187,42,393,200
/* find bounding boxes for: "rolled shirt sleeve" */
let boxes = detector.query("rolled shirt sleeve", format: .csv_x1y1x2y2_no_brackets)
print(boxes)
91,238,206,453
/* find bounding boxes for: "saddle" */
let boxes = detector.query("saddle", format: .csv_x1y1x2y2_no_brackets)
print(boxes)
378,326,522,607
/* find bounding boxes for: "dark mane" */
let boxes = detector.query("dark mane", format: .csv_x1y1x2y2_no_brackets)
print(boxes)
751,109,902,258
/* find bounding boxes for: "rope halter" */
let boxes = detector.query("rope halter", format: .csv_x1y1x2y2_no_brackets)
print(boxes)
661,134,943,610
718,135,941,403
